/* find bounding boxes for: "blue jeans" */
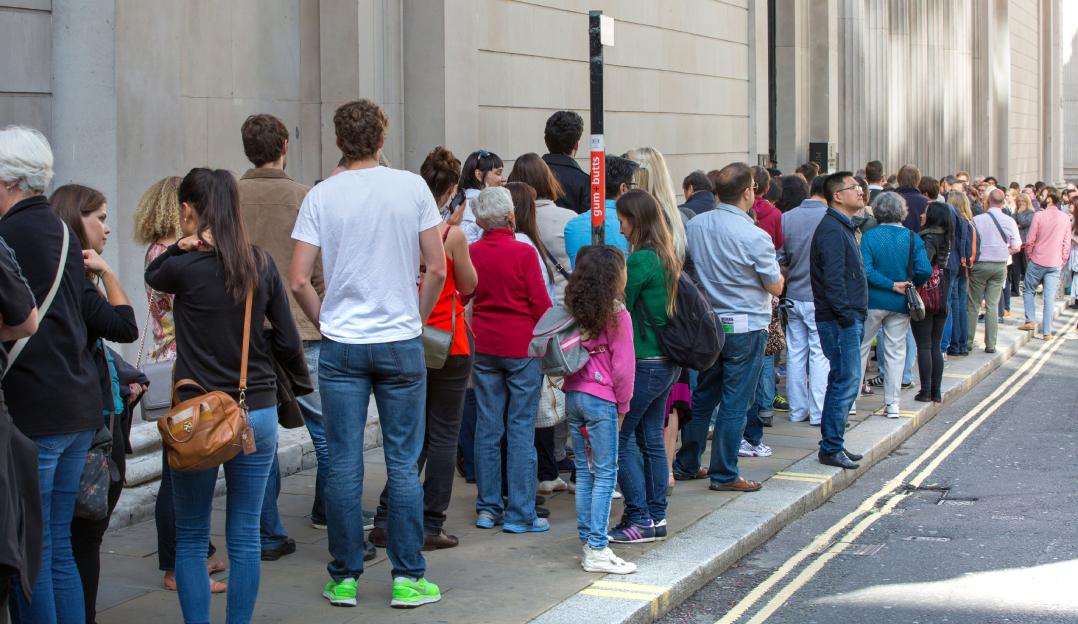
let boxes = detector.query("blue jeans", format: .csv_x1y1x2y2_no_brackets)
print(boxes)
674,331,767,486
11,430,93,624
745,353,776,445
259,455,288,550
172,406,277,624
1023,261,1061,335
948,273,969,353
458,389,477,480
817,320,865,455
617,360,679,525
876,326,915,385
472,353,541,526
319,336,427,582
566,391,619,549
298,340,328,525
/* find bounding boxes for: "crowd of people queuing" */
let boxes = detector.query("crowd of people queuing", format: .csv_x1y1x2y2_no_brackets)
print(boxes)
0,98,1076,623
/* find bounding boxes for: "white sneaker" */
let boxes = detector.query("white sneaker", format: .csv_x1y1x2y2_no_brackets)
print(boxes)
611,489,623,500
582,545,637,574
568,481,576,493
848,403,858,416
538,477,569,495
885,404,900,418
738,440,756,457
750,443,772,457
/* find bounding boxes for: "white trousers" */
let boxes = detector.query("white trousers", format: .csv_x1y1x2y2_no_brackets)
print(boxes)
857,308,910,407
785,300,830,424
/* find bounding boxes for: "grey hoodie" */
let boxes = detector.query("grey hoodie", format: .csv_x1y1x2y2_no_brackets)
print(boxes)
777,199,829,302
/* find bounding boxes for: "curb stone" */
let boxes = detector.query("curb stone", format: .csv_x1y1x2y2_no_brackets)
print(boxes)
531,300,1066,624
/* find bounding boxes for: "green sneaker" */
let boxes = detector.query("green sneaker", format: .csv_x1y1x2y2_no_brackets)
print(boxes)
772,396,790,412
391,577,441,608
323,577,357,607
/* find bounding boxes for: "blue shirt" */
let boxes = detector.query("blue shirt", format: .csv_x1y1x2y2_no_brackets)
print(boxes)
564,199,628,268
686,203,781,332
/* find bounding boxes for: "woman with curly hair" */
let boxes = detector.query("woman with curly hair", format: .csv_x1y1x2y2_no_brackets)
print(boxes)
562,245,637,574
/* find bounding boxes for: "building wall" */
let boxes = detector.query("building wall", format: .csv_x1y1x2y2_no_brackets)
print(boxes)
1009,0,1041,183
1063,0,1078,182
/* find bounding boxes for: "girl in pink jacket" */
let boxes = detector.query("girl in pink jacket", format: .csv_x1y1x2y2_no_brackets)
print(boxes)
562,245,636,574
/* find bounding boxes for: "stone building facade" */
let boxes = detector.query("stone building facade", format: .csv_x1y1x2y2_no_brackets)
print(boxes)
0,0,1068,527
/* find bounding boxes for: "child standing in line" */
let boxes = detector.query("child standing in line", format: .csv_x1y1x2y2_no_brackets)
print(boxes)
562,245,637,574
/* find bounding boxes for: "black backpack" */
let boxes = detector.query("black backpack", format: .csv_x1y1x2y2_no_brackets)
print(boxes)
633,272,724,371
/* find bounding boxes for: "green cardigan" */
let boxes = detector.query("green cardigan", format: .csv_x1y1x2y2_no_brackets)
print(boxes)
625,249,671,358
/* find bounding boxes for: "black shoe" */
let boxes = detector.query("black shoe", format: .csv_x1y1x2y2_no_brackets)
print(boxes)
901,382,915,390
261,538,296,561
364,539,377,561
557,458,575,473
914,391,931,402
985,347,996,354
536,495,546,506
818,451,859,469
842,447,863,461
760,415,773,427
536,506,550,519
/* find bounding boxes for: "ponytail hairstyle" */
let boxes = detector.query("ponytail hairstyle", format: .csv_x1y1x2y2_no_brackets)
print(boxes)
177,168,263,304
564,245,626,339
615,189,681,316
419,146,461,205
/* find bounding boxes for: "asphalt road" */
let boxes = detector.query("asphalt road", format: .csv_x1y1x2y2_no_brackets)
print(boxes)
659,325,1078,624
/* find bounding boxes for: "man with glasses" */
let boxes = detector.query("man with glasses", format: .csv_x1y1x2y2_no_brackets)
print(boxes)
810,172,869,469
673,163,784,492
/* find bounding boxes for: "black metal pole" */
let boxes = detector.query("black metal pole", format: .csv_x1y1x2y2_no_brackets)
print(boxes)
589,10,605,246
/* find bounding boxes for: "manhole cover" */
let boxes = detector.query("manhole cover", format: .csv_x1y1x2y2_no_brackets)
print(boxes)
904,536,951,542
842,543,885,556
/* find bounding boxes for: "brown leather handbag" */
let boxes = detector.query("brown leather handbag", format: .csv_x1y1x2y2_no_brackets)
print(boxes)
158,290,257,472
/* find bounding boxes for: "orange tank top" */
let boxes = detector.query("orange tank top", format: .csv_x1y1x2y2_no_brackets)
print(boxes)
422,227,471,356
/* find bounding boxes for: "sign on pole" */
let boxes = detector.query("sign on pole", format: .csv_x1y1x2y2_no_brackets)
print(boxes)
589,11,614,246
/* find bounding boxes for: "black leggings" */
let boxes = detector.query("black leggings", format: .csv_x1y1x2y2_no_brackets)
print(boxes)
71,415,127,624
534,426,558,482
911,310,948,398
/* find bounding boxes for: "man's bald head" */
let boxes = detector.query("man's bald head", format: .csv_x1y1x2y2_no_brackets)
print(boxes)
987,188,1005,207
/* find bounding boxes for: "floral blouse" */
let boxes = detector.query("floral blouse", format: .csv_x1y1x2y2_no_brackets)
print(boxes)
144,243,176,362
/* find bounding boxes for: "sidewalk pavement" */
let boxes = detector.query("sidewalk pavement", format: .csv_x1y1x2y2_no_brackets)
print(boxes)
94,298,1067,624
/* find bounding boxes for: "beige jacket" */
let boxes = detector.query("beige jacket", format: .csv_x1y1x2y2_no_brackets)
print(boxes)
238,168,324,341
535,199,575,303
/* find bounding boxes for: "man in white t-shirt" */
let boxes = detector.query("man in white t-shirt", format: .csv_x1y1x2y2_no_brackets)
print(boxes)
291,99,446,609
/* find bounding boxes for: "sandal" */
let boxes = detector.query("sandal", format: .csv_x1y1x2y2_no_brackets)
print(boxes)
867,376,884,387
163,577,228,593
208,561,227,575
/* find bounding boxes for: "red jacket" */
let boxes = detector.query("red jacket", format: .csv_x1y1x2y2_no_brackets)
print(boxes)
467,229,553,357
753,196,785,250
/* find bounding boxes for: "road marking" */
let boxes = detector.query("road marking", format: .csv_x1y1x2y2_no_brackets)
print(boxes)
590,580,668,594
582,581,671,617
770,475,828,484
714,312,1077,624
581,588,658,600
942,373,971,378
777,472,830,480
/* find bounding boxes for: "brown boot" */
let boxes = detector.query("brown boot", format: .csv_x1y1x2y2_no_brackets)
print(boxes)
1017,322,1036,331
368,526,387,548
422,529,459,551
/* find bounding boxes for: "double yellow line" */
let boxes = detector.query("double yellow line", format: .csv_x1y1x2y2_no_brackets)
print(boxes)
716,313,1077,624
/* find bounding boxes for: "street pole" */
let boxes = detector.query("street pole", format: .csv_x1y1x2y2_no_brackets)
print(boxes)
589,11,613,246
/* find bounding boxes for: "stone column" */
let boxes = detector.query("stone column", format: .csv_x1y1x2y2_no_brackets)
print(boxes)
1042,0,1063,184
401,0,478,172
748,0,770,166
774,0,808,172
808,0,839,168
838,0,867,173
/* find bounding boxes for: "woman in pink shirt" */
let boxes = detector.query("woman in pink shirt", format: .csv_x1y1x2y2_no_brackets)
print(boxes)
562,245,637,574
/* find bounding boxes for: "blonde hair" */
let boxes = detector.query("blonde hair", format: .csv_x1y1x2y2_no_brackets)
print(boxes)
947,191,972,222
1015,193,1033,213
623,147,687,259
132,176,182,246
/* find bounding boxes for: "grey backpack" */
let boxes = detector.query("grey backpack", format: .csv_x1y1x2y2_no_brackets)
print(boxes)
529,307,590,377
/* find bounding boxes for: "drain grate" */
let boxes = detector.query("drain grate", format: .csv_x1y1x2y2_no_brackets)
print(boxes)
904,536,951,542
992,515,1025,521
938,499,976,506
811,540,836,554
842,543,885,556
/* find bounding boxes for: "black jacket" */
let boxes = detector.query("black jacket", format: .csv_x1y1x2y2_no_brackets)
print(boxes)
811,209,868,327
542,153,590,215
146,244,302,410
679,191,716,216
0,196,102,437
84,277,139,427
896,187,929,233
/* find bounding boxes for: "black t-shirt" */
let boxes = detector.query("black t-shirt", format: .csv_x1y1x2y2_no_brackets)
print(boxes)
83,277,139,424
145,244,302,410
0,237,36,374
0,196,102,437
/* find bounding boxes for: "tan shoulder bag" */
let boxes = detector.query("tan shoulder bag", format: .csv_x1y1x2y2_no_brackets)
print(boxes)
158,290,257,472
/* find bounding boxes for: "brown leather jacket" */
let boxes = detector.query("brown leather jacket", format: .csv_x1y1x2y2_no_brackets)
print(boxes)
238,168,324,341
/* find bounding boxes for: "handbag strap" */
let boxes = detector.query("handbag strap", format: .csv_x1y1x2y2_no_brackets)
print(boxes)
238,289,253,406
135,297,153,369
907,231,915,283
542,246,571,281
986,211,1009,243
3,221,69,379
